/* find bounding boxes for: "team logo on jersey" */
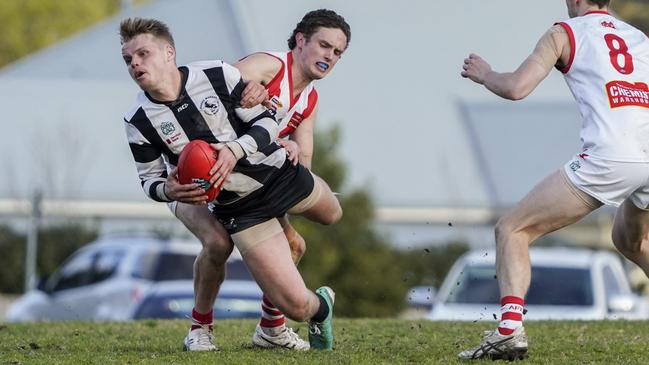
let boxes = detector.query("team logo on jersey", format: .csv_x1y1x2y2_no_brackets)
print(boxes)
601,21,616,29
200,96,220,115
606,81,649,109
160,121,176,135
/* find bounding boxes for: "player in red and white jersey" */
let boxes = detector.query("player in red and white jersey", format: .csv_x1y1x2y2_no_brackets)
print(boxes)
234,9,351,350
557,7,649,162
255,51,319,140
459,0,649,360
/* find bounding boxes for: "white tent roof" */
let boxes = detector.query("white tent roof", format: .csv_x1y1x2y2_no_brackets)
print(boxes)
0,0,580,208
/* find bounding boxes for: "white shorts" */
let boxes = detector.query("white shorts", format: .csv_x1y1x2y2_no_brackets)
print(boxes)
563,154,649,209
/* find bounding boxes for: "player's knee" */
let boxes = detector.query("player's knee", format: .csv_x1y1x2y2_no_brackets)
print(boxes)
195,250,226,279
288,233,306,260
321,201,343,225
200,234,233,265
612,229,644,256
495,215,535,244
494,217,514,243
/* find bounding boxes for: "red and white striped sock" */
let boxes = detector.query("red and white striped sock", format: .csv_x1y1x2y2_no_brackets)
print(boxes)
190,308,213,332
497,296,524,336
259,295,286,335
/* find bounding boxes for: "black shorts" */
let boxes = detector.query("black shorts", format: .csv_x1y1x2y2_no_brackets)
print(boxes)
211,160,314,234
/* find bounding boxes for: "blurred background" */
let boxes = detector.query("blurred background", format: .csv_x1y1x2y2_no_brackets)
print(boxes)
1,0,648,321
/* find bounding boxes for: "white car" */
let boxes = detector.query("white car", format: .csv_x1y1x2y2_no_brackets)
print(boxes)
6,235,261,321
428,247,649,321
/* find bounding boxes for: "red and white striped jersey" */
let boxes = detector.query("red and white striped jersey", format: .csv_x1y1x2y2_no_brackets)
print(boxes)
262,51,318,138
556,11,649,162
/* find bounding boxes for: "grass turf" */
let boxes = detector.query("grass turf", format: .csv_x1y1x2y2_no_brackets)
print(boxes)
1,319,648,364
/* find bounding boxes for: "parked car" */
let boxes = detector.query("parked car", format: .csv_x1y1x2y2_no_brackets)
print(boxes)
406,285,436,310
428,247,649,321
6,234,261,321
132,259,262,320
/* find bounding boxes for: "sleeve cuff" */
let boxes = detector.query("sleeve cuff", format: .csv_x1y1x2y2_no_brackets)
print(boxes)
156,183,173,202
225,141,245,160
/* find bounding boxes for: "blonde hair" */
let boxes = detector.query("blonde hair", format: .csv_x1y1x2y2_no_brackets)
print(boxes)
119,17,175,46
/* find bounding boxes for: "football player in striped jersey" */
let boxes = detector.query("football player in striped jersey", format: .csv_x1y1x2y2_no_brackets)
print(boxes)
120,17,342,352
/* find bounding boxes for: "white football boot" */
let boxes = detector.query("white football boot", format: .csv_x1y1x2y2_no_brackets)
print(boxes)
458,326,528,361
252,324,310,351
183,325,217,352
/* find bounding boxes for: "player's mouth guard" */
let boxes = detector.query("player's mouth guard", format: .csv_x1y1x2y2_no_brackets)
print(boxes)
316,62,329,71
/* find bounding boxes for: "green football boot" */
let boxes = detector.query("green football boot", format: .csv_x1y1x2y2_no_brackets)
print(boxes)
308,286,335,350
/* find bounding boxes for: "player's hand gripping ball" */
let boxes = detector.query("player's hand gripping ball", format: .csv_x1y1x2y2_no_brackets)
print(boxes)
177,140,222,201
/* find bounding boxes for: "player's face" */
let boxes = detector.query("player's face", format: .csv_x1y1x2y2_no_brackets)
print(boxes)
121,33,175,91
296,27,348,80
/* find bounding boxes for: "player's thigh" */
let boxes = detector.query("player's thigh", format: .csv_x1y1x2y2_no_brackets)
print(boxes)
295,175,341,224
175,202,230,248
241,231,309,306
500,169,601,238
612,199,649,248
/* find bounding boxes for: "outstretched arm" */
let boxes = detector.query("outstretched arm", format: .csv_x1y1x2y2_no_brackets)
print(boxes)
461,25,570,100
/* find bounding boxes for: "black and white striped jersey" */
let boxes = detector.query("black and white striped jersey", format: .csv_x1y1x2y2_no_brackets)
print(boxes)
124,60,286,205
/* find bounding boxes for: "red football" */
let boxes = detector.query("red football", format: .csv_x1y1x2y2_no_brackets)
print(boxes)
177,140,221,201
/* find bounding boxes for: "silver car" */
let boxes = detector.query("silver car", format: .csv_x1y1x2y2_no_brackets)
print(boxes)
6,235,261,321
428,247,649,321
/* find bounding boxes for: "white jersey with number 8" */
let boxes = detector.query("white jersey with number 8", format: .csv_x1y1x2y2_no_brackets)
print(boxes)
556,11,649,162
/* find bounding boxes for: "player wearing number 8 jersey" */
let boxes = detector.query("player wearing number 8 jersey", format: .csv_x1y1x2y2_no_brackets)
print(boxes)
459,0,649,360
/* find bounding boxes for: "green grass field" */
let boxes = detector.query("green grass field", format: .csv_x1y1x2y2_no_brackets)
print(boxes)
1,319,648,364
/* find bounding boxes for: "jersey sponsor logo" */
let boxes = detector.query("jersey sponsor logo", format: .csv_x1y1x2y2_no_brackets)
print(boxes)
177,103,189,112
288,113,304,130
161,121,176,135
606,81,649,109
165,132,182,145
278,112,305,137
265,96,282,116
200,96,220,115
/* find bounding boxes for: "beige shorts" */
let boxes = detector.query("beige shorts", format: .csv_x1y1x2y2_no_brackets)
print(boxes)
563,154,649,209
231,173,323,254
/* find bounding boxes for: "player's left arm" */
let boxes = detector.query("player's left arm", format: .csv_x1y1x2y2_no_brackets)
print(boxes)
290,106,316,170
462,25,569,100
208,62,280,187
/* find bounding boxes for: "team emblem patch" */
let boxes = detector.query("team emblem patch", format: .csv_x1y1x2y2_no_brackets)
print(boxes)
160,121,176,135
201,96,220,115
569,160,581,172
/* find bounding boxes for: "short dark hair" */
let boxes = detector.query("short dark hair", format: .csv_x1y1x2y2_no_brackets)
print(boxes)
588,0,610,7
119,17,175,47
287,9,351,50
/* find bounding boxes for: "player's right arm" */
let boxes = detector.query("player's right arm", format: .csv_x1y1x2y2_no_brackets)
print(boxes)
461,25,570,100
125,122,208,204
